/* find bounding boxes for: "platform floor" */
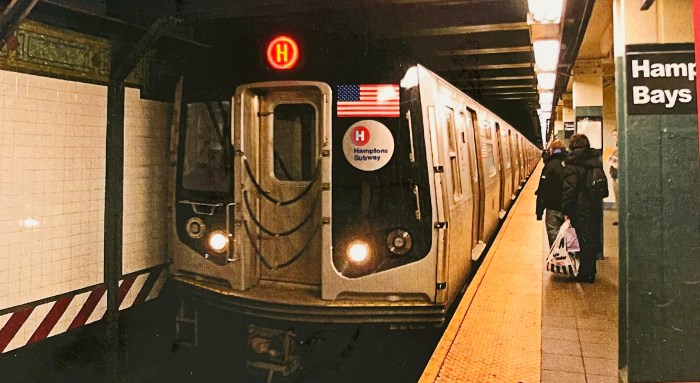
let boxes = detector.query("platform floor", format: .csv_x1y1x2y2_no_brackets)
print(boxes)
419,162,619,383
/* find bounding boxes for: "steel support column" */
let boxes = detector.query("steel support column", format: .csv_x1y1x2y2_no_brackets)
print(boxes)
104,16,179,382
105,77,125,382
0,0,39,49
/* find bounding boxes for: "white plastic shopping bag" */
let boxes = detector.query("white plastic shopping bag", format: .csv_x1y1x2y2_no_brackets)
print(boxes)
565,226,580,253
545,221,579,276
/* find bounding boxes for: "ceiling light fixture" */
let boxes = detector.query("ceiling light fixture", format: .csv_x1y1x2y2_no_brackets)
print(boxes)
539,91,554,105
528,0,564,24
533,40,560,72
537,72,557,90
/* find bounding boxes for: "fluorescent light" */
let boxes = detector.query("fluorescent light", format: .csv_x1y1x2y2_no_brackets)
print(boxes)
528,0,564,23
537,72,556,90
533,39,560,72
539,91,554,105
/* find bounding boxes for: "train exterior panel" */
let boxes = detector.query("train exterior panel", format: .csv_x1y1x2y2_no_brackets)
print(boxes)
168,34,540,325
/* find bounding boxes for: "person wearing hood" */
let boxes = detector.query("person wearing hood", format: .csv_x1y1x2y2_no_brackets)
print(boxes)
562,134,605,283
536,139,568,247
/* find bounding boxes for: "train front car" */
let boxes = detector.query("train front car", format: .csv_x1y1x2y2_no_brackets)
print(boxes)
170,34,450,326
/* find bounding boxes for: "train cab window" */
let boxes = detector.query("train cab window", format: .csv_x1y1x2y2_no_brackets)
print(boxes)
273,103,317,181
481,121,497,177
182,101,232,193
444,107,462,199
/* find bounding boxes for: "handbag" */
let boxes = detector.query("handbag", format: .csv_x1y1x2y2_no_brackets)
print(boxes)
545,221,579,276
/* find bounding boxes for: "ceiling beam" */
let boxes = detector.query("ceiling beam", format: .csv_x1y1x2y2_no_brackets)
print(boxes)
478,95,538,100
475,90,537,95
432,62,533,71
437,46,531,56
453,75,535,82
386,21,528,38
111,17,182,81
477,84,537,89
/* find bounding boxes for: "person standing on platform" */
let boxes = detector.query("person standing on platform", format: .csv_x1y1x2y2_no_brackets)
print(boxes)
562,134,606,283
536,139,568,248
608,129,619,225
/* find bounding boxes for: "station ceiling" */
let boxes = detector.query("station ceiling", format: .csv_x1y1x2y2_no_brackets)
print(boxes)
3,0,594,145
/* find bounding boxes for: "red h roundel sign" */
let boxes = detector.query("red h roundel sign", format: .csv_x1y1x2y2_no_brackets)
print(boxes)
342,120,395,172
351,126,370,146
266,36,299,70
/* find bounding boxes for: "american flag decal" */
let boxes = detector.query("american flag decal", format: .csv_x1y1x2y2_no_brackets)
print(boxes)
337,84,400,118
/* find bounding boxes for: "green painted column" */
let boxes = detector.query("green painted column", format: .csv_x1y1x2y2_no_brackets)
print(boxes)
614,0,700,381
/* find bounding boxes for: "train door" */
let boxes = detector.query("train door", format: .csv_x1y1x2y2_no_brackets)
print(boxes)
509,131,520,193
235,83,330,288
495,123,510,216
478,119,499,243
443,105,473,303
463,109,484,260
426,105,450,303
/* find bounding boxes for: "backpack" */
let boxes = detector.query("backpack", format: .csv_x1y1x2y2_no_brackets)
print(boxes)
586,166,609,199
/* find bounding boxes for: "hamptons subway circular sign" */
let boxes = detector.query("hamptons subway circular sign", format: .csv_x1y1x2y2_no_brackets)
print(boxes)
342,120,394,171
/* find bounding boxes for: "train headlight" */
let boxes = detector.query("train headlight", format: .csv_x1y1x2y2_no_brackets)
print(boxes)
208,231,229,253
347,241,371,264
387,230,412,255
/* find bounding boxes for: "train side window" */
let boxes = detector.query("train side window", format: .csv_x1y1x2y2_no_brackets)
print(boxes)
464,110,479,184
499,125,511,169
182,101,231,193
444,107,462,199
480,120,497,177
273,103,317,181
455,112,472,198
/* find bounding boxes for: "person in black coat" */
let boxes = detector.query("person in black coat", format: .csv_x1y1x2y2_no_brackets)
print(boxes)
536,139,568,247
562,134,605,283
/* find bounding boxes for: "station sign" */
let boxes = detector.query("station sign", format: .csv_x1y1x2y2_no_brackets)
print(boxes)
342,120,394,171
626,44,696,115
564,121,575,138
266,35,299,70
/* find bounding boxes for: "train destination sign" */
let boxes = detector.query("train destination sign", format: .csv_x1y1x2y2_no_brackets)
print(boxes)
626,44,696,115
342,120,395,171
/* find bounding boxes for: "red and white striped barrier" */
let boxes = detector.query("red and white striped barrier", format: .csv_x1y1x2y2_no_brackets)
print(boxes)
0,266,167,353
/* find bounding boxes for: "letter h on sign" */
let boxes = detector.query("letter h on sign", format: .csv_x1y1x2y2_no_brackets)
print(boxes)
351,126,370,146
276,43,288,63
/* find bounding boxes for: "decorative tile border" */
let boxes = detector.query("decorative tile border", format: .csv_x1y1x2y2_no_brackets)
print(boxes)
1,20,144,86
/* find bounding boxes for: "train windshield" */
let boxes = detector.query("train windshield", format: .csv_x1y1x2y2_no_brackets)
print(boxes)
182,101,232,193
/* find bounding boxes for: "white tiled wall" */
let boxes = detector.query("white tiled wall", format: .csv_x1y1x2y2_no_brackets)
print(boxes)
0,70,172,311
122,87,172,274
0,71,106,310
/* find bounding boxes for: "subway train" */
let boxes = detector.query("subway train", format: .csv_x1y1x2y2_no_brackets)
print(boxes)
168,32,541,327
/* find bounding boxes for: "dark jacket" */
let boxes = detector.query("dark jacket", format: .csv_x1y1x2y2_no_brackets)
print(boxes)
562,148,605,254
535,150,567,219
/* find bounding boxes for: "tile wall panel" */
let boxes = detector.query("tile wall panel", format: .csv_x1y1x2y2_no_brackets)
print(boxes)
122,87,172,274
0,71,172,311
0,70,106,310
